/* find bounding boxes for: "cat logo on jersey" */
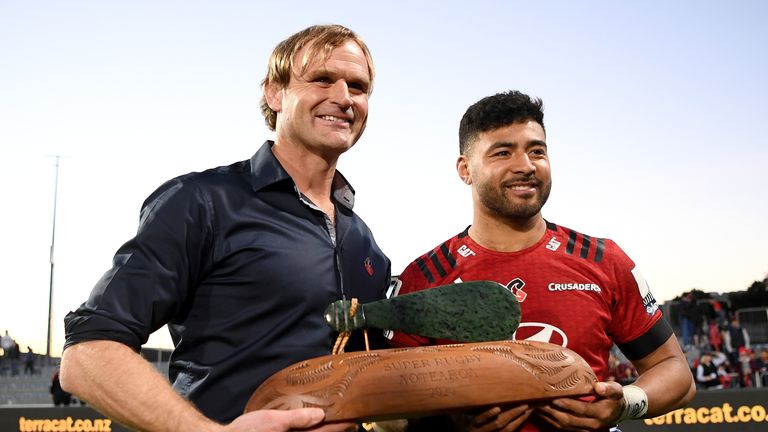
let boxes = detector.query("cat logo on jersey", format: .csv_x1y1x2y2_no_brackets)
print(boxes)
457,244,476,258
506,278,528,303
545,236,561,251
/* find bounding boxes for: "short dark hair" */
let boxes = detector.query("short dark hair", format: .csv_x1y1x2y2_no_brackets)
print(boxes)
459,90,545,155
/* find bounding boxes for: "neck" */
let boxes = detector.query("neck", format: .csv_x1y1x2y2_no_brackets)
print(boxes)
271,139,337,219
469,210,546,252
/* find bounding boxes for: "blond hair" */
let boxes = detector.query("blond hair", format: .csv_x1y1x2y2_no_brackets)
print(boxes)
260,24,375,131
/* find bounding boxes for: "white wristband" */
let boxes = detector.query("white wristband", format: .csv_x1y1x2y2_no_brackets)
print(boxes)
618,385,648,422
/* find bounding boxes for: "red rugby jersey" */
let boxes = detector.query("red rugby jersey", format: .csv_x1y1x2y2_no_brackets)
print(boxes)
388,221,670,381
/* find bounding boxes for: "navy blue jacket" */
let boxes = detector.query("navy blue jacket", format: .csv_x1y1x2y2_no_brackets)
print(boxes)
64,141,391,422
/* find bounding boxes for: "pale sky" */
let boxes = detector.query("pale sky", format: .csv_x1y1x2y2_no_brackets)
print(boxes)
1,1,766,356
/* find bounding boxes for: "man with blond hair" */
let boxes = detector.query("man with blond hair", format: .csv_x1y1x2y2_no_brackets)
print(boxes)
61,24,389,432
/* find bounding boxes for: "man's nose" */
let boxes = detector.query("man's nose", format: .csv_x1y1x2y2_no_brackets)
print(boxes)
509,153,535,174
329,80,352,108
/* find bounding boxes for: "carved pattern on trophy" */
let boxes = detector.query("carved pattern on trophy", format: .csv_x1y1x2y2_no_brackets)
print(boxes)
262,391,332,410
332,352,382,398
439,343,466,349
553,370,588,391
470,342,590,390
285,360,334,386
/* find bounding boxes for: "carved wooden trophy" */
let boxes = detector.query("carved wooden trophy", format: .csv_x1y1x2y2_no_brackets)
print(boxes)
245,281,597,422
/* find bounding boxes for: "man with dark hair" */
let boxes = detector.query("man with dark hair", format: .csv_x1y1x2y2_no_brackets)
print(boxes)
60,24,389,432
388,90,695,431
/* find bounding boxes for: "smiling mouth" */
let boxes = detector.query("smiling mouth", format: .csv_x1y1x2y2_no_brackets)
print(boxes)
507,184,535,190
503,180,538,190
502,181,540,197
319,115,352,125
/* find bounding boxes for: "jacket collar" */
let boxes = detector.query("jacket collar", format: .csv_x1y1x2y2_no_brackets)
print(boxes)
249,140,355,211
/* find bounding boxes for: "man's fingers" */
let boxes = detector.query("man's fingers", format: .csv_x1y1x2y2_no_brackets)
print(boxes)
532,408,566,430
472,406,503,425
497,406,532,432
471,405,531,432
283,407,326,428
228,408,332,431
533,384,628,432
535,405,589,431
536,402,610,432
281,409,356,432
495,404,530,422
550,397,585,414
594,381,623,400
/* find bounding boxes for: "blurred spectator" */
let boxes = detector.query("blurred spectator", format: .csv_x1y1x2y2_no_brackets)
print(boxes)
754,349,768,387
23,346,35,375
707,350,731,387
606,351,640,386
696,353,724,389
717,362,734,388
1,330,14,374
739,347,752,386
691,300,706,348
724,318,750,367
0,330,13,356
9,340,20,376
50,368,72,406
606,352,622,382
618,363,639,385
708,319,723,352
679,293,696,347
709,298,728,326
711,350,729,368
684,344,701,382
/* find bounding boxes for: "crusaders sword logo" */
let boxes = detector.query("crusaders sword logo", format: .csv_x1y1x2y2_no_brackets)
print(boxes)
506,278,528,303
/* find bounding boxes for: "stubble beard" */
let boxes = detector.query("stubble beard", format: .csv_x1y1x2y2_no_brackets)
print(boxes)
477,179,552,222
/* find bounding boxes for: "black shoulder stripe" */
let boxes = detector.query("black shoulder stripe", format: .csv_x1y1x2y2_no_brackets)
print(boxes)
595,238,605,263
416,257,435,283
565,228,604,263
566,229,578,255
458,226,470,238
580,234,591,259
439,243,457,269
545,220,557,231
617,318,674,361
428,250,447,278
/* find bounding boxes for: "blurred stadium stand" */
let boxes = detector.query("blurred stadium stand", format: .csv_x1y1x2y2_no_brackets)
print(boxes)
0,349,171,406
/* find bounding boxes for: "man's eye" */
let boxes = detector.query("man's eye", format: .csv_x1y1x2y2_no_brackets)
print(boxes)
348,82,367,93
493,151,510,157
313,77,332,84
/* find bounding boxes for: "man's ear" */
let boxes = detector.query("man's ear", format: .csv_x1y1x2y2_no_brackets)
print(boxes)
457,155,472,185
263,80,283,112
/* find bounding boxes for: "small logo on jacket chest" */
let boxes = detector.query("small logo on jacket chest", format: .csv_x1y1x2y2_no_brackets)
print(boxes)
363,257,374,276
